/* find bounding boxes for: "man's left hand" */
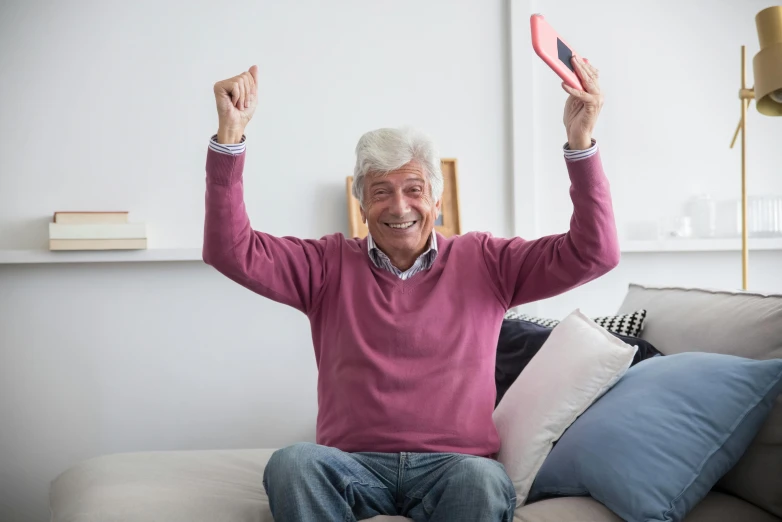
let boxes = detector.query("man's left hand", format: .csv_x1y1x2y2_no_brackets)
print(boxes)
562,56,604,150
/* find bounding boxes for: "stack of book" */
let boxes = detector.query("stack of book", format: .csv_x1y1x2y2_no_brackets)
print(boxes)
49,211,147,250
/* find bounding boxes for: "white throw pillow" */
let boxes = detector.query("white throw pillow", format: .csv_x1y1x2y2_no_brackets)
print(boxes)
493,309,638,507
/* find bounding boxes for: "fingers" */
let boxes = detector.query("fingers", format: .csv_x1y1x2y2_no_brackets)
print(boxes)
240,74,249,109
584,60,599,78
245,66,259,109
249,65,259,91
562,80,604,113
246,71,255,107
228,81,240,107
238,73,251,109
235,79,245,110
239,70,256,109
561,82,583,98
575,58,596,93
571,56,599,95
214,67,258,111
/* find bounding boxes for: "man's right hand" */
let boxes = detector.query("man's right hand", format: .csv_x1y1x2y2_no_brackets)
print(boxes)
213,65,258,144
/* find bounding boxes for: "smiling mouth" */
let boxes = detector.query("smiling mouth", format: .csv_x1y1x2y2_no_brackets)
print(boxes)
385,221,416,230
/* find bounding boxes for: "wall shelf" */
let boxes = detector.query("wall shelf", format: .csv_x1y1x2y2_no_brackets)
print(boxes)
2,238,781,265
620,238,782,253
0,248,203,264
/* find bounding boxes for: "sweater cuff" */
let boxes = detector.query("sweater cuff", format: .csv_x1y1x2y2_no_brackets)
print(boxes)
565,148,606,189
206,146,245,186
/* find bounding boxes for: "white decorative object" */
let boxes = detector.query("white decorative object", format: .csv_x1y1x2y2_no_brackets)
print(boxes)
716,199,742,238
657,216,692,239
715,197,782,238
686,194,716,238
493,309,637,507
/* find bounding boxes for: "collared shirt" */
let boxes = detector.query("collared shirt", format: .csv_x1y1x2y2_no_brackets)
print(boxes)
367,231,438,280
208,135,599,279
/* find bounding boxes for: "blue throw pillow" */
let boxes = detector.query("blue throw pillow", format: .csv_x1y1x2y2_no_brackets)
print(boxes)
528,352,782,522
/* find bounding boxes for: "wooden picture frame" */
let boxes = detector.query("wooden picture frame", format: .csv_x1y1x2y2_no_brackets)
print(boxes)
346,158,461,239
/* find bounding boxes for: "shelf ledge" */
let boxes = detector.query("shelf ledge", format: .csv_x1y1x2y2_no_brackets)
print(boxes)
2,238,781,264
620,238,782,253
0,248,203,264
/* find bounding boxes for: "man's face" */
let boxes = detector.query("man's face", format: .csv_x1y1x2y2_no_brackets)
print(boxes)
361,161,441,260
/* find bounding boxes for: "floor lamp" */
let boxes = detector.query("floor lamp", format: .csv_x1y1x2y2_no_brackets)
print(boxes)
729,5,782,290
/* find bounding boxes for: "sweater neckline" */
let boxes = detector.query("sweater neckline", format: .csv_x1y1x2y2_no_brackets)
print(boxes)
364,235,444,289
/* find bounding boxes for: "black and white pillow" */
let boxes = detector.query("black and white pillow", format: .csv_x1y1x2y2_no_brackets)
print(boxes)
504,309,647,338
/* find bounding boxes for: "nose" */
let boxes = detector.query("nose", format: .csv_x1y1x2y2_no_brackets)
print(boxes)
388,190,410,217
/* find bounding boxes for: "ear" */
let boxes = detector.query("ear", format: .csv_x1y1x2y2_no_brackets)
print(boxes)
360,207,367,224
435,198,442,218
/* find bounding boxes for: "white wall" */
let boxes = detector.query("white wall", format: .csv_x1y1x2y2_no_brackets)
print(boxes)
0,0,511,249
510,0,782,318
0,1,512,521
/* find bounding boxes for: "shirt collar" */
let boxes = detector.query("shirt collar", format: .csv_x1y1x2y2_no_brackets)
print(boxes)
366,231,438,266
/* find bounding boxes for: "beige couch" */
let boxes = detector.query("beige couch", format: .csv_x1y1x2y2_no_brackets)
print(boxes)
50,284,782,522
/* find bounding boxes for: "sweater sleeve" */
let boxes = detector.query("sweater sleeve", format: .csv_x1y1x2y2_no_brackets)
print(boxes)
481,150,620,309
202,147,330,314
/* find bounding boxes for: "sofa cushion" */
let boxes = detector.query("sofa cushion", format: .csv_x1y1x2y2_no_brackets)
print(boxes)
684,492,782,522
50,449,414,522
48,446,781,522
528,352,782,522
616,284,782,359
50,449,278,522
514,496,622,522
716,393,782,518
495,318,661,406
493,310,637,506
515,493,781,522
504,309,646,337
617,283,782,517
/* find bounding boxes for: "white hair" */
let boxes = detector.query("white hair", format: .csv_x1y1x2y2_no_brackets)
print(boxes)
351,127,443,209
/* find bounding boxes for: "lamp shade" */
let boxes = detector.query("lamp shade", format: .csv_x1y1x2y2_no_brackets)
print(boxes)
753,5,782,115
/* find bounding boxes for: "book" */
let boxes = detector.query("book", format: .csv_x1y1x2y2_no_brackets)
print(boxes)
49,238,147,251
49,223,147,240
53,211,129,225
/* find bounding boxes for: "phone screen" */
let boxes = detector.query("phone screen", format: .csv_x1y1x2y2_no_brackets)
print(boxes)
557,38,574,72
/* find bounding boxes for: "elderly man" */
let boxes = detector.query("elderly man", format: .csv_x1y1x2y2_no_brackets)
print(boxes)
204,58,616,522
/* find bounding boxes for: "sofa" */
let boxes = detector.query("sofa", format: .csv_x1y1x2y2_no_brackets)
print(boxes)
50,284,782,522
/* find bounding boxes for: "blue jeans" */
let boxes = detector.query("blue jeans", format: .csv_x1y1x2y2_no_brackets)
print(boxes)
262,442,516,522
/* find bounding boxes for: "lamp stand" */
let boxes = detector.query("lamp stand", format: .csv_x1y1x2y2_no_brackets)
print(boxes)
730,45,755,291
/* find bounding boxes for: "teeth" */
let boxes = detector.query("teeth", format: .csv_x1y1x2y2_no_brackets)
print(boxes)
388,222,414,229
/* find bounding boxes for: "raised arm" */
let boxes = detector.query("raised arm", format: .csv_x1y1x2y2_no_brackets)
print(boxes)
483,55,619,308
481,150,619,308
202,65,330,315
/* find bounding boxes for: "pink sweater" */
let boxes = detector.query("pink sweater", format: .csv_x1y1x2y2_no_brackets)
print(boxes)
203,148,619,457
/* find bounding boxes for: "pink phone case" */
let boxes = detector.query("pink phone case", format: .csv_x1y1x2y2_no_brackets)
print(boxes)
530,14,586,91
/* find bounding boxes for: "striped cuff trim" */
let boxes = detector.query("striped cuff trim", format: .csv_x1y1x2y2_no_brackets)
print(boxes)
563,139,598,161
209,134,246,155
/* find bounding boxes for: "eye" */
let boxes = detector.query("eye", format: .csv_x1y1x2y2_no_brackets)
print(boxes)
409,187,422,194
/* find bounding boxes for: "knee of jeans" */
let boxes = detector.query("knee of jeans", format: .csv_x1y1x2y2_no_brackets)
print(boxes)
263,442,321,488
452,458,515,497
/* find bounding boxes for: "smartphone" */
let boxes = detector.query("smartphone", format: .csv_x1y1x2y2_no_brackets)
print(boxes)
530,14,586,91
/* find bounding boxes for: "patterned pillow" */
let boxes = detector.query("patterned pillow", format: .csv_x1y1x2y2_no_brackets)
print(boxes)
504,309,647,338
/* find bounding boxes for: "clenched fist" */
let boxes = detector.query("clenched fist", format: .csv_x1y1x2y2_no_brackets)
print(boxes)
213,65,258,144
